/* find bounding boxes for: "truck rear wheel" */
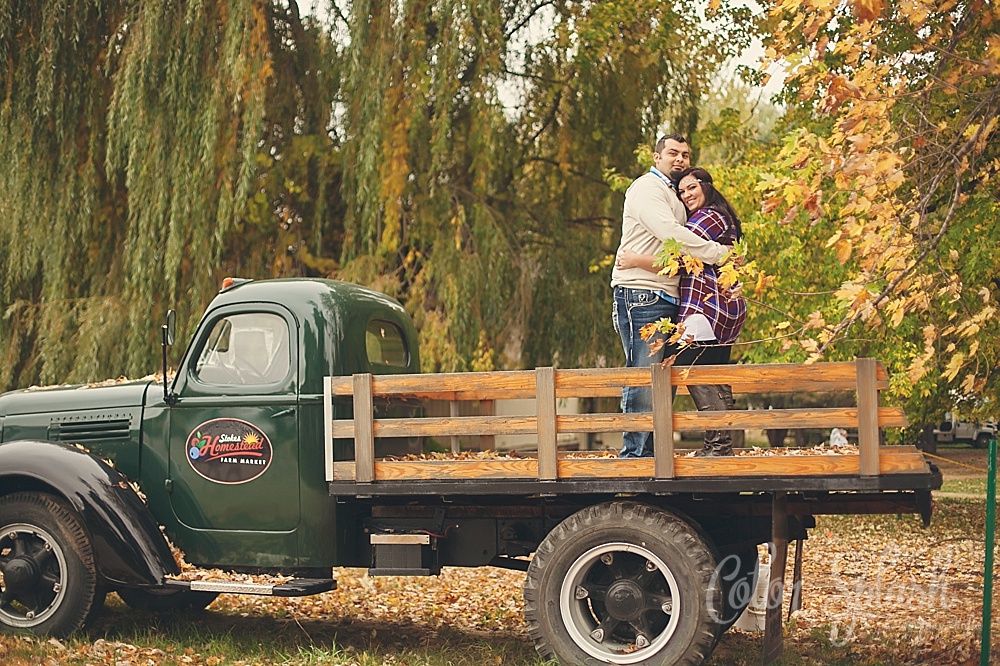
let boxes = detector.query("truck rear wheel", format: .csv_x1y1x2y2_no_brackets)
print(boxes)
117,587,219,612
524,501,721,665
0,492,97,637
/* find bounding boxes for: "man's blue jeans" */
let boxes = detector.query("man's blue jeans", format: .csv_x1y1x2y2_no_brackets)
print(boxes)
612,286,678,457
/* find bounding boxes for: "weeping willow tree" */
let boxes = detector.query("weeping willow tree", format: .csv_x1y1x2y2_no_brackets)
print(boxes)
334,0,750,371
0,0,339,388
0,0,746,388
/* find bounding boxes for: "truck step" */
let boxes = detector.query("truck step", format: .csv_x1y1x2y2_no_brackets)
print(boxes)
163,577,336,597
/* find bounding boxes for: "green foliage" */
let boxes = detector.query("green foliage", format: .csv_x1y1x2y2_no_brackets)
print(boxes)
0,0,801,392
0,0,340,387
750,0,1000,428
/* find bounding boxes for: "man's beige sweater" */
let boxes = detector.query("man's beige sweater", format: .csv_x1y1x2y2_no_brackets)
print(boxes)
611,171,730,298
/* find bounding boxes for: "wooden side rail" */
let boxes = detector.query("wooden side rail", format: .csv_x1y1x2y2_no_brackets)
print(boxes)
330,407,909,439
326,361,890,401
325,359,909,483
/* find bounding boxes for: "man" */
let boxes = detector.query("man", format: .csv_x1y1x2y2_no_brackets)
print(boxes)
611,134,731,457
657,133,691,184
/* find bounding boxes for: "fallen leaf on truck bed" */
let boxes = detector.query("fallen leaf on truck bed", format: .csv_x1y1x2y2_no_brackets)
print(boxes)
385,444,861,461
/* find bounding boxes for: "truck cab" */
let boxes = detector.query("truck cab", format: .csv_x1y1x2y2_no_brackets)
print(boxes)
0,278,419,635
933,411,998,448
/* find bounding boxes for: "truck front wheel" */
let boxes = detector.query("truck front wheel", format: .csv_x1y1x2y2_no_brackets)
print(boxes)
0,493,98,637
524,502,721,665
975,433,992,449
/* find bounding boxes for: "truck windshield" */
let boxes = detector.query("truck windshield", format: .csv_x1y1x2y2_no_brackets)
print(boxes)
194,312,290,385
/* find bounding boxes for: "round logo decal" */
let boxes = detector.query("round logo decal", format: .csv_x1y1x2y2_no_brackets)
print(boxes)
186,418,273,484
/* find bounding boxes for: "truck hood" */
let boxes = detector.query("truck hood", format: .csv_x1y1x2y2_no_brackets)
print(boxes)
0,380,153,417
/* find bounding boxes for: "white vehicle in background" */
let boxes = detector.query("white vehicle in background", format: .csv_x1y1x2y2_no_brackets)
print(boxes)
933,412,998,448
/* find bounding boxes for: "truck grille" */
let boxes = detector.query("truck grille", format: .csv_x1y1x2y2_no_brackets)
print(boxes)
49,416,133,442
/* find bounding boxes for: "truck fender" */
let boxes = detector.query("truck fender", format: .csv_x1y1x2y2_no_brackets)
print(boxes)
0,439,179,587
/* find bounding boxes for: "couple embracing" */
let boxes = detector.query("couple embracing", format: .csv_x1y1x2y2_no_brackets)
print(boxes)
611,134,747,459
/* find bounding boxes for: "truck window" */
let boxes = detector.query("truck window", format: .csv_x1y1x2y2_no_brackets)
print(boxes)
194,313,291,385
366,319,408,367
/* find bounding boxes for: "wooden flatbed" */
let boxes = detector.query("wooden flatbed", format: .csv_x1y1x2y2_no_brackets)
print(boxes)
324,358,940,497
322,358,940,665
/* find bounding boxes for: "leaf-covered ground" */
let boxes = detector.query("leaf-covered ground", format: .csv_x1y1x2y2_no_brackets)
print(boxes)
2,449,996,665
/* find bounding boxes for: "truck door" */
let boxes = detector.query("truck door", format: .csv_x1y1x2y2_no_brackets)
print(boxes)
168,305,300,532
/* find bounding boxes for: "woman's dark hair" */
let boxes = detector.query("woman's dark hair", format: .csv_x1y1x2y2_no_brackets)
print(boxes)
676,167,743,242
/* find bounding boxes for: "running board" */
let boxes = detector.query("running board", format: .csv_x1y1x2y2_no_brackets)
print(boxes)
163,577,336,597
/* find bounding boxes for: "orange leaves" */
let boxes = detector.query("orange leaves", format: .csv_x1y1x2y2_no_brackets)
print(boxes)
761,195,784,215
851,0,885,22
820,75,860,113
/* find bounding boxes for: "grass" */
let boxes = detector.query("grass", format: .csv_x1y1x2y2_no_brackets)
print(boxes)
940,476,988,495
0,598,551,665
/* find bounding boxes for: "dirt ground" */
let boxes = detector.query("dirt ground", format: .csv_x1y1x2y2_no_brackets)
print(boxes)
929,445,992,480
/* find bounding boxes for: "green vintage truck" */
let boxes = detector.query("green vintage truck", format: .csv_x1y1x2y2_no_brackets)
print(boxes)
0,277,940,666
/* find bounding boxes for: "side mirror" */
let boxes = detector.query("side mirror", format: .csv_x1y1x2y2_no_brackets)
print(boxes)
162,310,178,405
165,310,176,346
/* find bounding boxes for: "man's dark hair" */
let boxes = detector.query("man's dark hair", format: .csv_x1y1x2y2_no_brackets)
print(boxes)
655,134,689,153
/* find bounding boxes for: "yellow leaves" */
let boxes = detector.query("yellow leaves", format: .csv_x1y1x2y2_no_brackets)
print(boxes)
848,133,871,153
943,352,965,382
681,254,704,276
656,256,680,277
984,35,1000,74
806,310,827,330
775,321,791,331
973,116,998,155
888,300,906,328
799,337,821,354
834,281,867,305
753,270,776,297
836,239,853,264
718,261,741,293
874,152,903,178
589,253,615,274
898,0,931,25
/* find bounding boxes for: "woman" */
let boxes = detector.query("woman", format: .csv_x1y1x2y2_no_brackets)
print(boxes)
616,166,746,456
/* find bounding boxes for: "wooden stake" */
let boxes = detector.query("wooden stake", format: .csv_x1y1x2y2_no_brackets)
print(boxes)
652,363,674,479
354,373,375,483
856,357,880,476
536,367,557,481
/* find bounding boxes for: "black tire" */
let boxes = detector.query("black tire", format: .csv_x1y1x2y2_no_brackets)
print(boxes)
116,587,219,612
85,583,109,624
524,501,722,665
975,433,992,449
711,547,760,634
0,492,98,637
